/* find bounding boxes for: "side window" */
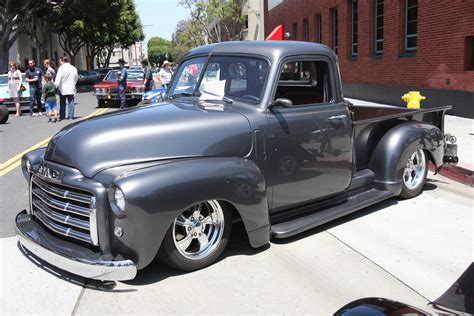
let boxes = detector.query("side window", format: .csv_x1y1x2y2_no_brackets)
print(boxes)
275,60,332,106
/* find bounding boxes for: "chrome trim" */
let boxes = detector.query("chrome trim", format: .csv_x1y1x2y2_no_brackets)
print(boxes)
32,187,90,217
28,174,34,215
33,210,92,244
15,212,137,281
32,199,90,231
89,197,99,246
33,177,92,204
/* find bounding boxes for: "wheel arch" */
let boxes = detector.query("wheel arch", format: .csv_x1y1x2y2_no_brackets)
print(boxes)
111,157,270,270
368,121,444,195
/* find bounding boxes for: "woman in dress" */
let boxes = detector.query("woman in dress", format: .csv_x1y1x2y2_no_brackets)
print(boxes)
8,61,22,117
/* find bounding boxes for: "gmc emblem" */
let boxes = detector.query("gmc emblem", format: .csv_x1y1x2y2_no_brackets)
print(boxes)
37,165,60,182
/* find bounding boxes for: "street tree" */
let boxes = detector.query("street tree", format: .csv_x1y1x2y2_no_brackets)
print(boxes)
179,0,247,44
147,37,172,67
0,0,39,73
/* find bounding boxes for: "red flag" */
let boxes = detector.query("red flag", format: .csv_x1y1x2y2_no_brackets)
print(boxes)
266,24,285,41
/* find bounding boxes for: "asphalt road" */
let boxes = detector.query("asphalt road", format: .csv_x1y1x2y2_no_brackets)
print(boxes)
0,92,472,314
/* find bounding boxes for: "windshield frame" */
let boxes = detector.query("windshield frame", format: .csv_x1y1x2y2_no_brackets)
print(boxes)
168,54,271,107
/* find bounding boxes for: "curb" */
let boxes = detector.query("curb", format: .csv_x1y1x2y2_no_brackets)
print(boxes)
429,162,474,187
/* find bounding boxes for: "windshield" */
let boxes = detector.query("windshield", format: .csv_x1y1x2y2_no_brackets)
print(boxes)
104,70,143,81
168,56,269,105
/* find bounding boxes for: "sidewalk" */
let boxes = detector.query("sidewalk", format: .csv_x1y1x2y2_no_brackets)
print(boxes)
347,98,474,186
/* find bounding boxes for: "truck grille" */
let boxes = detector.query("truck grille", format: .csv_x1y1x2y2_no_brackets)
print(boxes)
30,175,98,246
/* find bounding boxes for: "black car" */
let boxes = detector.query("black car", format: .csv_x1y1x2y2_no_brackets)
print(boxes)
95,68,114,82
77,70,99,85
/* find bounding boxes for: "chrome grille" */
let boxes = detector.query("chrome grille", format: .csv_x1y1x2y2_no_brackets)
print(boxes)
30,175,98,246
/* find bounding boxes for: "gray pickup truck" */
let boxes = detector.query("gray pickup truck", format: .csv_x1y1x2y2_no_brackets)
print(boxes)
16,41,457,281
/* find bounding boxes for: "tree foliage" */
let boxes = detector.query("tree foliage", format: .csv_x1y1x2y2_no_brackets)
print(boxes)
147,37,172,67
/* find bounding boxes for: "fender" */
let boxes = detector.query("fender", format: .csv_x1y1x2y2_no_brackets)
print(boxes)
111,157,270,270
368,121,444,195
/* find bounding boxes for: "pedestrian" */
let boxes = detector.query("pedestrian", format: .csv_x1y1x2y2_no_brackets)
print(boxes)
7,61,23,117
25,59,44,116
55,56,78,120
42,73,58,123
117,58,128,109
158,60,172,89
141,59,154,92
43,59,56,81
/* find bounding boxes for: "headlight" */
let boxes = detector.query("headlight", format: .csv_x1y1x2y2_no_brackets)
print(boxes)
133,86,144,93
110,186,126,217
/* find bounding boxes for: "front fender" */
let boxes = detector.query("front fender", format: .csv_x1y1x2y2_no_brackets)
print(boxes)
111,157,269,270
368,121,444,195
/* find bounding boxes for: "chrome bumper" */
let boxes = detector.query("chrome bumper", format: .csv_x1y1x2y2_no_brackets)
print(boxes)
15,210,137,281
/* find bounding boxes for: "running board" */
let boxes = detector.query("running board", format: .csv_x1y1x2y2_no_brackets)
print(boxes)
271,188,393,238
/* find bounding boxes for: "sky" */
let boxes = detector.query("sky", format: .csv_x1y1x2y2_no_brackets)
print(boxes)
134,0,191,48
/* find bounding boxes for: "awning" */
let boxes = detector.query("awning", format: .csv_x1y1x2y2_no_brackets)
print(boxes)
266,24,285,41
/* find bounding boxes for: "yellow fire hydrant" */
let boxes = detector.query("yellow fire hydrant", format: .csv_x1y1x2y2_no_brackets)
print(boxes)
402,91,426,109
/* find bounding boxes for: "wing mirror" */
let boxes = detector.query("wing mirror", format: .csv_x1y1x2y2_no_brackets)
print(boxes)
269,98,293,109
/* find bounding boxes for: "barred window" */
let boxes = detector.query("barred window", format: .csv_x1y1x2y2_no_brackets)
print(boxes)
303,18,309,41
351,0,358,56
292,23,298,40
405,0,417,52
315,14,322,43
332,8,338,54
375,0,384,54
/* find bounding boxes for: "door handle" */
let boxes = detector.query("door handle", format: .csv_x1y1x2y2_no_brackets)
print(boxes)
328,115,347,120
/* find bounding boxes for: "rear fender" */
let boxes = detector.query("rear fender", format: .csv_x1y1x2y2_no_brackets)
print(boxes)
368,121,444,195
112,157,269,270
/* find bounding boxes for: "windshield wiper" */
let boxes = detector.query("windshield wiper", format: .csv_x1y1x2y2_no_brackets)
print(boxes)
198,90,233,104
167,92,194,100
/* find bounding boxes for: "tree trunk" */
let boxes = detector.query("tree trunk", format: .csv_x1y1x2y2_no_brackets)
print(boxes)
0,41,10,74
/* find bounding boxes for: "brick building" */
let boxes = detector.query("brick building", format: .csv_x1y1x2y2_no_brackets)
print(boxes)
264,0,474,118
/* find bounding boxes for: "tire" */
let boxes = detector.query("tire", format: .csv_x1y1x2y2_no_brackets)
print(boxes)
98,99,106,108
0,104,9,124
399,149,428,199
158,200,232,271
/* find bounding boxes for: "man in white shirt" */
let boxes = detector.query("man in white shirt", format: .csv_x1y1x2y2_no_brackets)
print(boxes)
55,56,78,120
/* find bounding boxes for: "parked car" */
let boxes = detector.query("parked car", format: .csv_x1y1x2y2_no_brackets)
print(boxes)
95,67,113,82
77,70,99,85
16,41,458,281
0,98,8,124
92,70,144,107
0,73,30,112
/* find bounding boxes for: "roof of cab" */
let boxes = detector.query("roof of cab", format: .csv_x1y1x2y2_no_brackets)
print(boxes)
183,40,337,63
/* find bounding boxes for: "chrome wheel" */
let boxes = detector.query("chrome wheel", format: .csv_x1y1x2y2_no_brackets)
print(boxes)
172,200,225,260
402,149,426,190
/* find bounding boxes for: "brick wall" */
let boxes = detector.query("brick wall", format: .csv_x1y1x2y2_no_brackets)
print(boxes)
264,0,474,92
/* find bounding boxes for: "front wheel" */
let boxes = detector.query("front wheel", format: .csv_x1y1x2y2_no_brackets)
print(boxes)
158,200,232,271
98,99,106,108
399,149,428,199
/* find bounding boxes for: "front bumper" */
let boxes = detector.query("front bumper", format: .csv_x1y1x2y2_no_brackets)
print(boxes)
15,210,137,281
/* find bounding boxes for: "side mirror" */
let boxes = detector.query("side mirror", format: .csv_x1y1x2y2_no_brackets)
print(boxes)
269,98,293,109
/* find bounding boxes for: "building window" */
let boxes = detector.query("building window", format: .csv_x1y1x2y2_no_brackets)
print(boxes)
375,0,384,54
351,0,358,57
315,14,322,43
303,18,309,41
292,23,298,40
466,36,474,70
405,0,417,52
332,8,338,54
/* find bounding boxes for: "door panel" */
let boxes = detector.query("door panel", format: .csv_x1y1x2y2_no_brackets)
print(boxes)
267,102,353,211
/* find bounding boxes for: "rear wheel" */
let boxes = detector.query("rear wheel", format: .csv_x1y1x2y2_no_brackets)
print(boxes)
399,149,428,199
158,200,231,271
0,104,9,124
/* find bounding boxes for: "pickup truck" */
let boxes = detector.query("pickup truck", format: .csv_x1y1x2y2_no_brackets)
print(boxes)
16,41,457,281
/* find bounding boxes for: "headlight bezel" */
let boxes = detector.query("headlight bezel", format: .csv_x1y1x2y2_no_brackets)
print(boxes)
109,186,126,217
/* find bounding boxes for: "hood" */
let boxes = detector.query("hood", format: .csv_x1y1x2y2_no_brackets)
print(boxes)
45,101,253,178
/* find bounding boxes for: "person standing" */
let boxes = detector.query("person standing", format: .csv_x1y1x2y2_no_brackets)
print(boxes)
141,59,154,92
158,60,172,89
42,73,58,123
43,59,56,81
55,56,78,120
117,58,128,109
7,61,22,117
25,59,44,116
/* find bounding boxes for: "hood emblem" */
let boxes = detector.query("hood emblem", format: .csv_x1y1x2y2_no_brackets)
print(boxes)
37,165,61,182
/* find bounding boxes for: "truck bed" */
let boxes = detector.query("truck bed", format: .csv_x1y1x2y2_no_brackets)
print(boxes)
352,104,452,171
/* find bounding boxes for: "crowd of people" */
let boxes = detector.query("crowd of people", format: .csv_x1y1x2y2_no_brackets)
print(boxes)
7,56,79,122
